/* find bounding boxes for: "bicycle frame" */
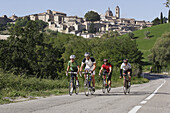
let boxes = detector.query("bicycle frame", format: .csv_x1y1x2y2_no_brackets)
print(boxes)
67,72,79,96
82,72,94,96
123,74,130,95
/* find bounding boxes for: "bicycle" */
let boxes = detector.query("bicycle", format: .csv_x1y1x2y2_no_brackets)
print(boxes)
81,71,94,96
123,74,131,95
66,72,79,96
102,72,110,93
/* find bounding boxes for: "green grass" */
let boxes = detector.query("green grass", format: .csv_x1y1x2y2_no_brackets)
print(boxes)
0,70,148,104
120,23,170,70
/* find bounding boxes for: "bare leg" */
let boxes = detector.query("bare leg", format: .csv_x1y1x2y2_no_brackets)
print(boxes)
92,75,95,87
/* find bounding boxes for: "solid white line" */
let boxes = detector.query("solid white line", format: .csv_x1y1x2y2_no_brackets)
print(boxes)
140,101,147,104
145,79,166,100
128,106,142,113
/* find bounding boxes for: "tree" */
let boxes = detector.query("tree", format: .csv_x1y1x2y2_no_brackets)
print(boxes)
160,12,163,24
149,32,170,72
144,31,150,38
152,17,160,26
165,0,170,7
128,32,135,39
84,11,100,22
88,22,96,33
168,9,170,23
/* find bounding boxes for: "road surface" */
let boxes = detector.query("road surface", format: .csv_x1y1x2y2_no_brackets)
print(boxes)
0,73,170,113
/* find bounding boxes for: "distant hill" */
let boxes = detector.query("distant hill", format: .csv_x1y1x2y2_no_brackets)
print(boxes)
120,23,170,70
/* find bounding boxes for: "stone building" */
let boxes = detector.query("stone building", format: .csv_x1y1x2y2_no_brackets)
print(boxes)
0,15,12,25
9,14,18,21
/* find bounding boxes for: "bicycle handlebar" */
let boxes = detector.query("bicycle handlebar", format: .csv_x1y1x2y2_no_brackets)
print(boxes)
66,72,78,76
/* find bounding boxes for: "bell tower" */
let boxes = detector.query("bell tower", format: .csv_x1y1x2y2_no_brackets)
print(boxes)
115,6,120,19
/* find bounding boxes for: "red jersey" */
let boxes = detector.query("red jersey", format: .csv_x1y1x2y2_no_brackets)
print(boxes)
102,63,112,72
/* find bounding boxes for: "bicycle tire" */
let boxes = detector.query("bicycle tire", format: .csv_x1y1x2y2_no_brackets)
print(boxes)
123,79,128,95
75,80,79,95
69,80,73,96
127,82,131,94
90,83,94,95
84,79,89,96
106,79,110,93
102,79,106,93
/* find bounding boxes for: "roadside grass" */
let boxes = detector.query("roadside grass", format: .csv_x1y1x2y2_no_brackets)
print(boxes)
0,71,149,104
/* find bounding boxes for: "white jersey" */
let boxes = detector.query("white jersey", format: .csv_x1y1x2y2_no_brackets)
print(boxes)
120,63,131,71
82,57,96,74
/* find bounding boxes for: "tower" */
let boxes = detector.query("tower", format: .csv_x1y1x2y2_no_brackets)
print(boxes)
115,6,120,19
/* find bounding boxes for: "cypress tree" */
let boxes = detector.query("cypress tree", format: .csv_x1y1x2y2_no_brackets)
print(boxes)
160,12,163,24
168,9,170,23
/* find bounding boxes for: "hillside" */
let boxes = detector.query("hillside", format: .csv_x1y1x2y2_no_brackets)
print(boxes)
120,23,170,70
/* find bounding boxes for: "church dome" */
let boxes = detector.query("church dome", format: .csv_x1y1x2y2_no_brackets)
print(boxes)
105,8,113,17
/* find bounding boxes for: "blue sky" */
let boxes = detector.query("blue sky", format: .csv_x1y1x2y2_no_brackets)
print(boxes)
0,0,169,21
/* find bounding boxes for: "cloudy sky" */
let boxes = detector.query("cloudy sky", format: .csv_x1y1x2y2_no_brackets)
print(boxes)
0,0,169,21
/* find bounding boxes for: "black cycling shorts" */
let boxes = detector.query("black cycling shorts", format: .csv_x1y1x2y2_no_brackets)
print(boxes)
103,71,112,81
123,69,131,76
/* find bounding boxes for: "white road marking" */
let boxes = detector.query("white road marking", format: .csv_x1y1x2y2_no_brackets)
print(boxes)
128,79,166,113
128,106,142,113
140,101,147,104
145,79,166,100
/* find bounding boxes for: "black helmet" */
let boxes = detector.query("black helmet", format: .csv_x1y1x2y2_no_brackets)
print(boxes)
103,59,108,62
123,59,128,63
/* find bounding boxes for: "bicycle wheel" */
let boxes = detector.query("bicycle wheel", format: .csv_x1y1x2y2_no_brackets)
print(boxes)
84,79,89,96
107,79,110,93
102,79,106,93
75,80,79,95
69,80,73,96
90,81,94,95
127,81,131,94
123,79,128,95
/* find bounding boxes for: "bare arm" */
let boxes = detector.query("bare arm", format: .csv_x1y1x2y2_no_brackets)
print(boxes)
92,63,96,72
67,66,70,72
99,67,103,74
80,63,84,72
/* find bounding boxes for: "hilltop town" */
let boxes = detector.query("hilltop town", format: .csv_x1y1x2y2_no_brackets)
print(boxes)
0,6,152,38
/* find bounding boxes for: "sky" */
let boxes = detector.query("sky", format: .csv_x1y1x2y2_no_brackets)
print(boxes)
0,0,169,22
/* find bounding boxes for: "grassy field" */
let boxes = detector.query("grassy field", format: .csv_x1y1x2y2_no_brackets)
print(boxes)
120,23,170,70
0,71,149,104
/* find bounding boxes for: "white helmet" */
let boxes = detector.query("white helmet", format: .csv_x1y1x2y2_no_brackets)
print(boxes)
84,52,90,57
70,55,76,59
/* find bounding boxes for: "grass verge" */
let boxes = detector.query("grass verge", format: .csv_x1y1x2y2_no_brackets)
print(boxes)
0,71,149,104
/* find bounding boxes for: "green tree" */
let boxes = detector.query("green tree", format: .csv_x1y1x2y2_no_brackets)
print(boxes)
168,9,170,23
128,32,135,39
84,11,100,22
160,12,163,24
144,31,150,38
149,32,170,72
152,17,160,26
165,0,170,7
88,23,96,33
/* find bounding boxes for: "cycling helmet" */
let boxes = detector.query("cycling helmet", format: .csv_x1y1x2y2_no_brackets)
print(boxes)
70,55,76,59
84,52,90,57
103,59,108,62
123,59,128,63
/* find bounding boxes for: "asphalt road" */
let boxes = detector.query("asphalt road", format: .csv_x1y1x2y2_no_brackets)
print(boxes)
0,73,170,113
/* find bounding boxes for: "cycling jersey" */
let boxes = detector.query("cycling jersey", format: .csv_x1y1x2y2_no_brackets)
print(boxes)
101,63,112,73
82,57,96,69
68,60,78,72
120,63,131,71
82,57,96,74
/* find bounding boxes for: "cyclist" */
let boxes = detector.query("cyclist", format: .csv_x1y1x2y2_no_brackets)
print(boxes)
99,59,112,91
80,52,96,92
120,59,132,86
66,55,80,93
